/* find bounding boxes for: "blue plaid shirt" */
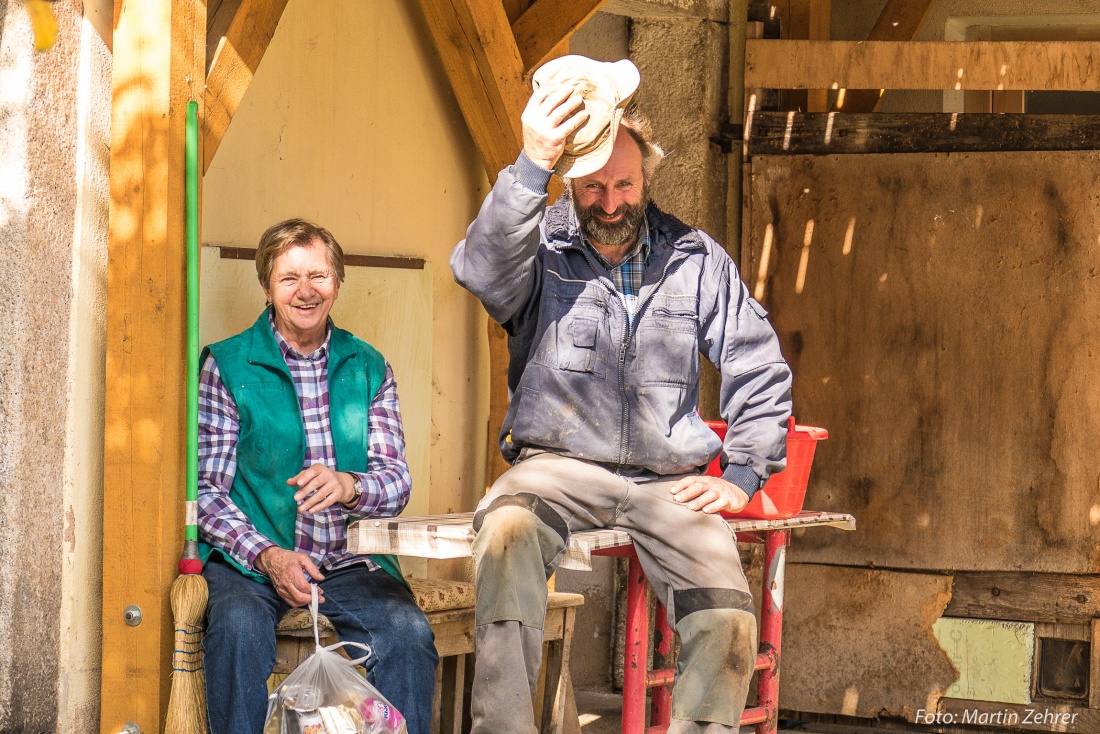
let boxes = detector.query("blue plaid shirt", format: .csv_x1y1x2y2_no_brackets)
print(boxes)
577,216,652,321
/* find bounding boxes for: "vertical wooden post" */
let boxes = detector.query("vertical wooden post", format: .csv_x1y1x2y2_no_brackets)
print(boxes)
101,0,205,731
1090,619,1100,710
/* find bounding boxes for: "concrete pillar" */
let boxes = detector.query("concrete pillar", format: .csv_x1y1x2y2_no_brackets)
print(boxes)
0,0,111,730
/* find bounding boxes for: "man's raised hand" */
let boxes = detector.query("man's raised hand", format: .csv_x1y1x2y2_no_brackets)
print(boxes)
521,85,590,171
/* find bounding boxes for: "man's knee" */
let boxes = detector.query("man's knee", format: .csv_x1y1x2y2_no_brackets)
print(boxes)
472,494,568,573
472,498,567,627
672,608,758,726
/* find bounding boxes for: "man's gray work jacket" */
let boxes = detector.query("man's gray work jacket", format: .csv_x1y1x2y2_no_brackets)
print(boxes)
451,162,793,497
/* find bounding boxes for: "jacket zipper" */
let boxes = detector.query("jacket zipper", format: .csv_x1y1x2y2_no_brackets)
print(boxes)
570,242,692,470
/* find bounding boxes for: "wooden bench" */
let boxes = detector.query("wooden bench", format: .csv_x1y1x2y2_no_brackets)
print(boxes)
271,578,583,734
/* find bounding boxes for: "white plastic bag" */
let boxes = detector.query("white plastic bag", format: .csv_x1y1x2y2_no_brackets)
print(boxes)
264,586,408,734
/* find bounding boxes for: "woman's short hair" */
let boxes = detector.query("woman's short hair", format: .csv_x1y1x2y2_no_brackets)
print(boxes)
255,219,345,288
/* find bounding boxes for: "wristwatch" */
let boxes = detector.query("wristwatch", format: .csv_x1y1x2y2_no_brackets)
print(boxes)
345,473,364,507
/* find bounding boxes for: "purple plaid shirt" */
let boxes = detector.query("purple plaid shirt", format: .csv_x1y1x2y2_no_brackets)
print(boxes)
198,315,411,574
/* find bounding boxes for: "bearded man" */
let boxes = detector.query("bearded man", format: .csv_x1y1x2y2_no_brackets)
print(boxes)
450,56,792,734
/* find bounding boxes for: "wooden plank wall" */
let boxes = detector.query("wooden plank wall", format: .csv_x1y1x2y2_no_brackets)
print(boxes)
748,150,1100,573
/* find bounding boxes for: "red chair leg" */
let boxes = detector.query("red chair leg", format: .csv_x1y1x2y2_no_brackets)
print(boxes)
651,601,673,727
622,552,649,733
755,529,789,734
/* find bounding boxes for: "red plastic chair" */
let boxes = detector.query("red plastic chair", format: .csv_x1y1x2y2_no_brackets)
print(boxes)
592,419,827,734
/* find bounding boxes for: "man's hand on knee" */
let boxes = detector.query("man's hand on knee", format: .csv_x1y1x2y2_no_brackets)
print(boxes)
670,476,750,515
256,547,326,607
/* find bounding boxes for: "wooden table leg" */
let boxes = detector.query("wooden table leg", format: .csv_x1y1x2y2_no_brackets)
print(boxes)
546,606,577,734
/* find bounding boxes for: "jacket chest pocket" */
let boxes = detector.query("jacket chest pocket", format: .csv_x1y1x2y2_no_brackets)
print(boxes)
534,305,608,378
637,301,700,386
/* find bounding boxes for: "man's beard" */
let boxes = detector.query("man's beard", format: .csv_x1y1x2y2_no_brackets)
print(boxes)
572,188,649,248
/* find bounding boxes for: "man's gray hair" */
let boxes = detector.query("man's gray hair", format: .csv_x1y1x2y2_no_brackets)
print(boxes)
618,106,665,184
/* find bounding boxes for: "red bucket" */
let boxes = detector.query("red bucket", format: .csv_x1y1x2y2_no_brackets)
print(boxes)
704,417,828,520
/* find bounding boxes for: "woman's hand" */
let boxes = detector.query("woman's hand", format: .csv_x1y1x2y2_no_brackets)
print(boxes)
255,546,325,607
288,463,358,514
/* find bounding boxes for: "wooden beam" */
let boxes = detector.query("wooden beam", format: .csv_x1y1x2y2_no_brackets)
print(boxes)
745,112,1100,156
832,0,934,112
512,0,608,74
866,0,934,42
786,0,831,112
205,0,243,72
1090,619,1100,710
101,0,205,731
202,0,289,173
502,0,530,24
944,572,1100,625
745,40,1100,91
217,245,426,270
417,0,527,179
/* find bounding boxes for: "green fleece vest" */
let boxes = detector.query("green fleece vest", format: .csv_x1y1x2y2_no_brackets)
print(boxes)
198,311,406,587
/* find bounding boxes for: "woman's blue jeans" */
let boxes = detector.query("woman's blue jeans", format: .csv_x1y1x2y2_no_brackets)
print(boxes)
202,555,439,734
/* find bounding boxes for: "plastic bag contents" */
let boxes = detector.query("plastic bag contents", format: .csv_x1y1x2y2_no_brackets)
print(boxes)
264,586,407,734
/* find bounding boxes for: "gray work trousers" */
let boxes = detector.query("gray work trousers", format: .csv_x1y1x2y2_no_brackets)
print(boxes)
470,451,758,734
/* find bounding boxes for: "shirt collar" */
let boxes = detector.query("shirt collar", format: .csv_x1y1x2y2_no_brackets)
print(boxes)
573,210,651,269
268,309,331,361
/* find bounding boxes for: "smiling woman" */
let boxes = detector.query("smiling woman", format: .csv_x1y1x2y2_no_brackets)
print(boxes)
256,219,344,354
194,217,439,734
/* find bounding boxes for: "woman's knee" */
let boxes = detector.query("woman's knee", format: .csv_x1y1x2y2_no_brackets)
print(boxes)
204,575,279,647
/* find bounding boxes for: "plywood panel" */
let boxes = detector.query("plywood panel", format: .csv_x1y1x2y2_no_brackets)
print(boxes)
780,564,956,719
751,151,1100,573
199,249,433,518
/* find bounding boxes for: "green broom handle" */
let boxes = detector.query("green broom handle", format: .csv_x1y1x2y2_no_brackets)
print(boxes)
184,100,200,554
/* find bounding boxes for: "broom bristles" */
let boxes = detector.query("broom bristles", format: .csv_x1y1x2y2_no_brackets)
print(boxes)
171,572,208,626
165,573,209,734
